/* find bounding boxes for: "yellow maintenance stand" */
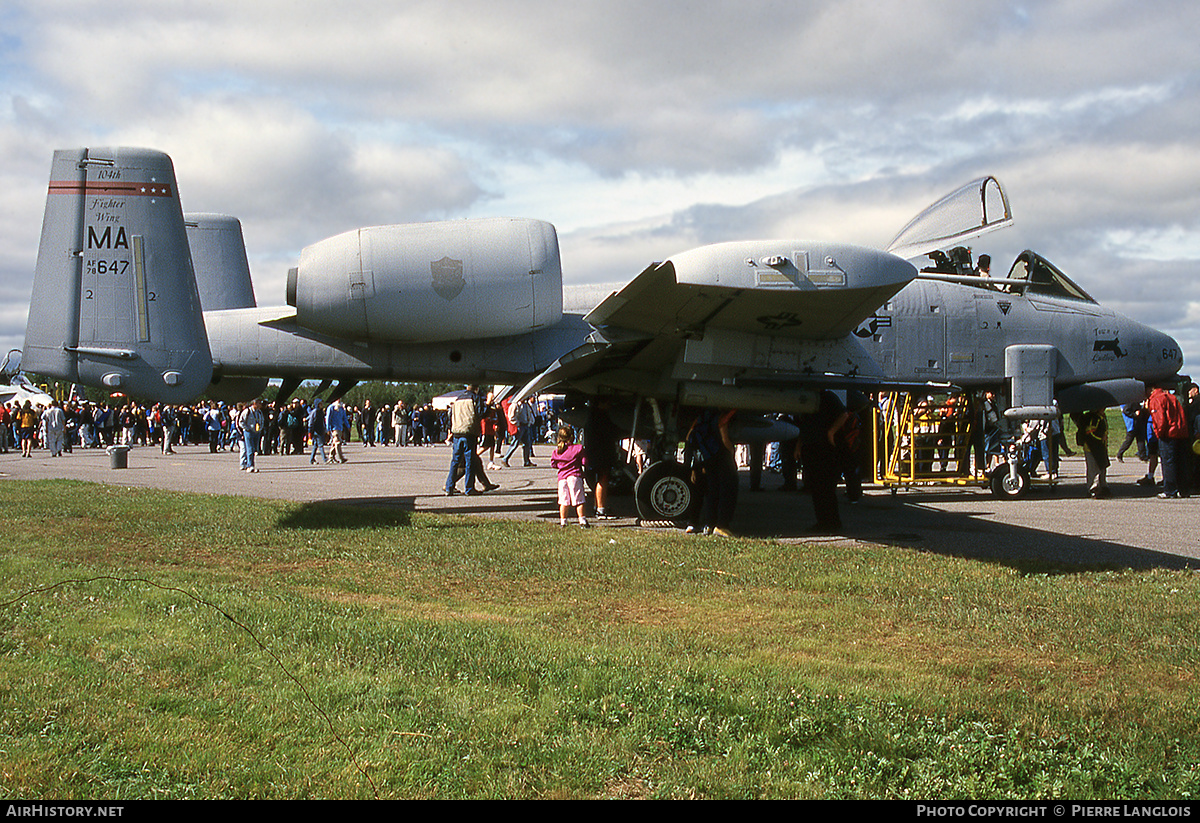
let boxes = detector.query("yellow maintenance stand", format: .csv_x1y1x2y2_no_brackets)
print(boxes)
873,391,1058,497
874,392,984,491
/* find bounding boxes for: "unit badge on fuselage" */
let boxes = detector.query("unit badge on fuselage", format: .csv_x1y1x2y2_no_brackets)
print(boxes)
431,256,465,300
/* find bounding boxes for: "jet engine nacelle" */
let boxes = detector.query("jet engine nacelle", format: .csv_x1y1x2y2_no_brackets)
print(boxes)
287,217,564,343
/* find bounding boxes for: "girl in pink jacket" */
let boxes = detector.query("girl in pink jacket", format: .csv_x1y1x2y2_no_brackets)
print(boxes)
551,425,588,527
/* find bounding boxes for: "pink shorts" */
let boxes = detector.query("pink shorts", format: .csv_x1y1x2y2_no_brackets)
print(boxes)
558,475,585,506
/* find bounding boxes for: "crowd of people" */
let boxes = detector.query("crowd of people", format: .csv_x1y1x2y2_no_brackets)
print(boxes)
440,386,620,528
0,393,565,462
1115,383,1200,499
7,379,1200,536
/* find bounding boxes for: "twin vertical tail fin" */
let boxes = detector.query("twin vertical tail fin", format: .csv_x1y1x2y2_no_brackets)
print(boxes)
185,213,257,311
22,147,212,403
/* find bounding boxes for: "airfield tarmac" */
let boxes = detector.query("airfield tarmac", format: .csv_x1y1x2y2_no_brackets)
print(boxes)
3,442,1198,571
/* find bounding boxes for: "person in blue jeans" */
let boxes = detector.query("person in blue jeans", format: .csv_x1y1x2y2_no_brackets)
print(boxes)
308,398,328,464
445,386,483,495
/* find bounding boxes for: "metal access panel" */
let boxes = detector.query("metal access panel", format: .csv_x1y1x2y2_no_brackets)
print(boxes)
1005,344,1057,417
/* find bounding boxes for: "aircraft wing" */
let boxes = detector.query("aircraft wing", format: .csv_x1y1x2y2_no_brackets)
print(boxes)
517,240,920,412
585,242,913,341
514,334,649,399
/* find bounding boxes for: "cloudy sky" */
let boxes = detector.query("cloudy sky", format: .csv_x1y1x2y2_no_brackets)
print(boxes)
3,0,1200,372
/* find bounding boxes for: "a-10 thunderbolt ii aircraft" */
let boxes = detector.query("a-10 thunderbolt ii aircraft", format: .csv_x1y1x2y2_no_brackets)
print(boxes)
22,147,1183,518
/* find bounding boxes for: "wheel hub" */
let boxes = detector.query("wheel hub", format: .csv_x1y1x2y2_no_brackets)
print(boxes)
650,476,691,518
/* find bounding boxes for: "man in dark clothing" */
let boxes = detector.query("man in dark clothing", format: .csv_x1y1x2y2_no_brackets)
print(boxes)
1186,384,1200,488
307,398,328,464
798,390,850,534
584,398,621,519
360,400,376,447
687,408,739,536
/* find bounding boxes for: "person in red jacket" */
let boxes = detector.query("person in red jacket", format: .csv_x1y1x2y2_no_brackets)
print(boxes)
1147,385,1190,499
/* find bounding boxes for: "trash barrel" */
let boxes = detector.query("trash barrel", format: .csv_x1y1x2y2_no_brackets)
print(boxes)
107,445,130,469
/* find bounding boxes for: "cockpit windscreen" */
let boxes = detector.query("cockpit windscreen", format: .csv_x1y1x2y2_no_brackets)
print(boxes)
1006,251,1096,303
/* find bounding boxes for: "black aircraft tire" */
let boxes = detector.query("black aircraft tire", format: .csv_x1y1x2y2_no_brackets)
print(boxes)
990,467,1030,499
634,461,699,525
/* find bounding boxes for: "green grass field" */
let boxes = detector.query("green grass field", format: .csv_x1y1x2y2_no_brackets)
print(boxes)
2,479,1197,799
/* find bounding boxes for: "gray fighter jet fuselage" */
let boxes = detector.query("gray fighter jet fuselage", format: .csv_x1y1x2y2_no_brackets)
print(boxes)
857,256,1181,415
21,147,1182,424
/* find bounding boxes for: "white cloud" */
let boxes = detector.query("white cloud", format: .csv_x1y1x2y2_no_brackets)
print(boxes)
1103,226,1200,262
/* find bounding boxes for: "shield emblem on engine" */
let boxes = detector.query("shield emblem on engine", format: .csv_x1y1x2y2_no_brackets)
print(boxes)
430,256,465,301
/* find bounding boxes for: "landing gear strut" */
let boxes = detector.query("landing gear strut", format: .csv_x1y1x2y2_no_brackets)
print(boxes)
989,442,1031,498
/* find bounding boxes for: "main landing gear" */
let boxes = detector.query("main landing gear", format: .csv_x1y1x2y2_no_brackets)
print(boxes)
633,461,700,525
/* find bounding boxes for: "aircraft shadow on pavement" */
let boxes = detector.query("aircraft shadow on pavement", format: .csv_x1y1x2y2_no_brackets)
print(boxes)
732,488,1198,574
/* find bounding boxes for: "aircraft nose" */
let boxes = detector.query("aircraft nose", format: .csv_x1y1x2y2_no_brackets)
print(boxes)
1148,325,1184,378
